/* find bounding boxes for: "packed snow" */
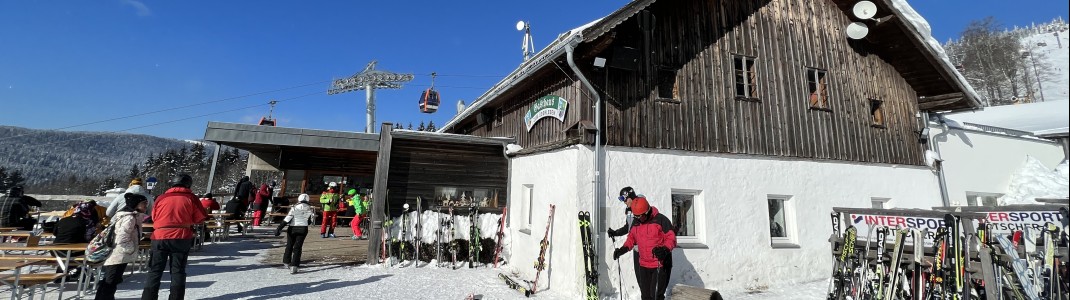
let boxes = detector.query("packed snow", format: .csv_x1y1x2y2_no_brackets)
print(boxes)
999,156,1070,205
77,239,568,300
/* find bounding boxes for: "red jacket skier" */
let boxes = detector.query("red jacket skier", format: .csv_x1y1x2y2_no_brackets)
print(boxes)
612,197,675,300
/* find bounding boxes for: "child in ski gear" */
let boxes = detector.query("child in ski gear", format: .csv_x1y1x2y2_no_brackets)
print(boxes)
107,178,155,217
276,193,315,274
612,197,675,300
142,174,207,300
347,189,366,239
252,183,271,226
319,182,340,238
96,193,147,300
199,193,220,213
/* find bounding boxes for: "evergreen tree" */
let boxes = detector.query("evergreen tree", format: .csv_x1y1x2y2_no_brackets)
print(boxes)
4,170,26,189
408,123,413,130
128,164,142,181
418,121,426,131
427,121,436,132
0,166,7,191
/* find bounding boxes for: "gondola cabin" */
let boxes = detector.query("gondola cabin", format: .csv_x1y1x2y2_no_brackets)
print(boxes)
419,88,440,114
258,117,276,126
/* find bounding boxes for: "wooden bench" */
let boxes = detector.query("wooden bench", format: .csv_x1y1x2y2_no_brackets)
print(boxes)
670,284,723,300
0,273,64,285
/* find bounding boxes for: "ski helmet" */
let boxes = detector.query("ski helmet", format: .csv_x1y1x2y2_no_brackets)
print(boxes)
618,186,637,202
631,197,650,216
298,194,310,203
169,173,193,188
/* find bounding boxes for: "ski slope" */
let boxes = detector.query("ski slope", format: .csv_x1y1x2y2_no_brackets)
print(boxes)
1022,23,1070,101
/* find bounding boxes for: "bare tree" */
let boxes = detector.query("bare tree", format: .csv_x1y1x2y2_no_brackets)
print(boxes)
946,17,1060,106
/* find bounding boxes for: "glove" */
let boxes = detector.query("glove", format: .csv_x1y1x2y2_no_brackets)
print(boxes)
275,223,286,237
612,247,629,260
652,246,670,261
606,227,618,237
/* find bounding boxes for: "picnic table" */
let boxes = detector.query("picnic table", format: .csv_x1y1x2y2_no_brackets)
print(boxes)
0,259,48,300
0,243,90,300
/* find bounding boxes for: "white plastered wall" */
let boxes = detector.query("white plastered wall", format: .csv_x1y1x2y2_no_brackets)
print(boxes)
930,124,1065,206
601,146,942,294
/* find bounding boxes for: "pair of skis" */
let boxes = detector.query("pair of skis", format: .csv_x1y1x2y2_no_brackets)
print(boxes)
579,211,598,300
470,204,482,268
500,204,554,297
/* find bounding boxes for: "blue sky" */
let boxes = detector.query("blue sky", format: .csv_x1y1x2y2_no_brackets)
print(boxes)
1,0,1066,141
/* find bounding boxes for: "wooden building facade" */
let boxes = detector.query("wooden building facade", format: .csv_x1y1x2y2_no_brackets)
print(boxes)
443,0,980,166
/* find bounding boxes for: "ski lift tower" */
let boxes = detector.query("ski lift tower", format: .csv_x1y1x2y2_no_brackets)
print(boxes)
328,61,414,133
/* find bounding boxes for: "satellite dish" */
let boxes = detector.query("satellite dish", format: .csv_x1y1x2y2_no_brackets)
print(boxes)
516,20,526,31
852,1,878,20
845,22,869,40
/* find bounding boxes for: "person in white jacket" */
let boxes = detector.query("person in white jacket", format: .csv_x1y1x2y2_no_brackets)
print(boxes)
275,194,315,274
106,178,154,217
96,193,147,300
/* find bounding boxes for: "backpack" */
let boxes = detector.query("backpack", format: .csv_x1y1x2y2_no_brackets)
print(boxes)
85,221,118,264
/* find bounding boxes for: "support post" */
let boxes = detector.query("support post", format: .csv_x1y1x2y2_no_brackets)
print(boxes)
205,142,222,194
367,123,394,264
366,83,376,133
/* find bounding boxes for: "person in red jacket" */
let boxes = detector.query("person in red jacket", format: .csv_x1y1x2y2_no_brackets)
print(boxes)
199,193,220,213
142,174,207,300
251,184,271,226
612,197,675,300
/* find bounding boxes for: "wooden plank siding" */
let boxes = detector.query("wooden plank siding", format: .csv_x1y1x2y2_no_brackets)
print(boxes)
452,0,927,166
384,138,508,217
600,0,923,166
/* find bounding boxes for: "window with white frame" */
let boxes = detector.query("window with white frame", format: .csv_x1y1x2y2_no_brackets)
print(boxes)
871,197,890,209
767,195,798,247
671,189,705,246
522,184,534,232
965,192,1001,207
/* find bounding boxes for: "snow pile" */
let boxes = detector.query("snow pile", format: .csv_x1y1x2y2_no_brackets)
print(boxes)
999,156,1070,205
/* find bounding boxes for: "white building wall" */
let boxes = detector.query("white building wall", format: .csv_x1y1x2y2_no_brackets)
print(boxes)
601,146,941,295
504,146,591,297
930,124,1065,206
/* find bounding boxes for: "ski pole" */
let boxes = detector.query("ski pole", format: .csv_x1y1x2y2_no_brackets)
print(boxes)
612,236,624,300
654,261,662,300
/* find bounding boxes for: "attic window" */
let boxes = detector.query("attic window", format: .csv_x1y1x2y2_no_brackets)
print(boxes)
733,55,758,100
869,99,885,128
807,69,829,110
656,69,679,101
494,107,504,127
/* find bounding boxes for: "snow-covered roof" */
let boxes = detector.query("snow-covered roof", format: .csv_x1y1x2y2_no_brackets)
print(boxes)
944,100,1070,137
886,0,983,109
439,18,603,132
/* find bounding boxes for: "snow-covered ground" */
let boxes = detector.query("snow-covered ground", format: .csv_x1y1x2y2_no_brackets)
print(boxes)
100,239,570,300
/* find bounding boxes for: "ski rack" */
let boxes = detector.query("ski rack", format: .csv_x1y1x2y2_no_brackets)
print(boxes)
828,207,1069,300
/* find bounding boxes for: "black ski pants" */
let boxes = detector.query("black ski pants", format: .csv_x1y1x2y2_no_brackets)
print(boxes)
636,264,671,300
94,263,127,300
283,226,309,267
142,239,193,300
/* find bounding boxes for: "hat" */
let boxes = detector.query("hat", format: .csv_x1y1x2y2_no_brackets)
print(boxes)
298,194,310,203
124,193,148,209
169,173,193,188
631,197,650,215
618,187,637,202
347,189,358,196
329,182,338,187
130,178,144,187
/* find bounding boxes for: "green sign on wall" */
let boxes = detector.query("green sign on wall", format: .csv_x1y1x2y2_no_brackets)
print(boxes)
523,95,568,132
